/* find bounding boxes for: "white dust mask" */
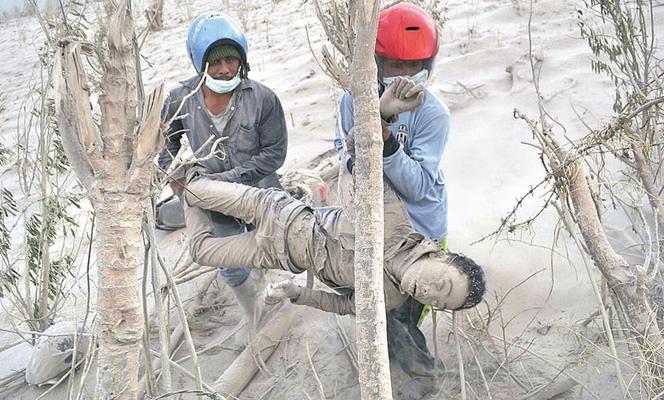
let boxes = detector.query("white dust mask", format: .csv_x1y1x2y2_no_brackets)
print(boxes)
382,69,429,87
204,71,241,94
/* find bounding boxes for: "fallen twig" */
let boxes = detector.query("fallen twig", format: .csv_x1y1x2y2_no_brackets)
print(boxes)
453,312,468,400
520,377,578,400
305,338,326,399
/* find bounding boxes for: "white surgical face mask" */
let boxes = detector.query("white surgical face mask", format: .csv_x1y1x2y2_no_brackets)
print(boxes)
382,69,429,87
204,71,241,94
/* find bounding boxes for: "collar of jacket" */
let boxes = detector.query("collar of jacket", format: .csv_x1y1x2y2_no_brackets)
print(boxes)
179,75,256,92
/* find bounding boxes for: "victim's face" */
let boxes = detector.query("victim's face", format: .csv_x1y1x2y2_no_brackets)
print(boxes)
401,257,469,310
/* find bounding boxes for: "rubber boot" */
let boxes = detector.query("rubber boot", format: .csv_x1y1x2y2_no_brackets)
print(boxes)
231,270,265,348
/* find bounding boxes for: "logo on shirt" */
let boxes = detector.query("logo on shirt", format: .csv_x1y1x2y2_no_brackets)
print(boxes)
396,124,409,144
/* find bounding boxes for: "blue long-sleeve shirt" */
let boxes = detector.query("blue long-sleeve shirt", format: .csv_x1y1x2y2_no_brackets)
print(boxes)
334,90,450,240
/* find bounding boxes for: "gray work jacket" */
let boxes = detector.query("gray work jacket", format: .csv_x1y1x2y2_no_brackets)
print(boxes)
158,76,288,189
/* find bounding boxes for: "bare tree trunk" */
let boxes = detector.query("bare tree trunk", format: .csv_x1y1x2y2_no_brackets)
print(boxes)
630,142,664,253
36,199,52,332
53,0,164,397
349,1,393,399
565,159,663,347
145,0,164,31
96,197,145,398
516,111,664,350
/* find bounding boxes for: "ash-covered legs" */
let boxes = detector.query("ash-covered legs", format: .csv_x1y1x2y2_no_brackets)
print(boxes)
183,177,310,273
184,178,276,270
182,177,299,347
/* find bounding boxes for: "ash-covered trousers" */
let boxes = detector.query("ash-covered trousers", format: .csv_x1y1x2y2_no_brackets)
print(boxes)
183,177,309,274
179,166,253,287
212,215,251,287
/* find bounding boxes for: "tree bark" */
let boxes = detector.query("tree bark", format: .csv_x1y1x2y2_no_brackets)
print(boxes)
96,196,145,399
349,1,393,399
53,0,164,397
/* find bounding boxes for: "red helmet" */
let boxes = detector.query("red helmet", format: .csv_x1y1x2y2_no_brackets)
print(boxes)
375,3,439,60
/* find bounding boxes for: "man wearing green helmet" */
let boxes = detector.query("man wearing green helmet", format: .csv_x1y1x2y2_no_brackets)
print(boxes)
158,12,288,348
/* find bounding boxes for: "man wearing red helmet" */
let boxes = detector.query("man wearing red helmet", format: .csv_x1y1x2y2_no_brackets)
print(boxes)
336,3,447,245
334,3,450,397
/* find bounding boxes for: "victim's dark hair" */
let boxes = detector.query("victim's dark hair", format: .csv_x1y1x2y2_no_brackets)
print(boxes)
447,252,486,310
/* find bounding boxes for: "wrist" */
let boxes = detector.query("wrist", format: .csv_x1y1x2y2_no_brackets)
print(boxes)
383,134,400,157
381,123,392,141
380,112,398,125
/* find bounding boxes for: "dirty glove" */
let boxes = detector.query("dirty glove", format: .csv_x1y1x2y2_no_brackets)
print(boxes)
379,76,425,122
265,279,302,305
